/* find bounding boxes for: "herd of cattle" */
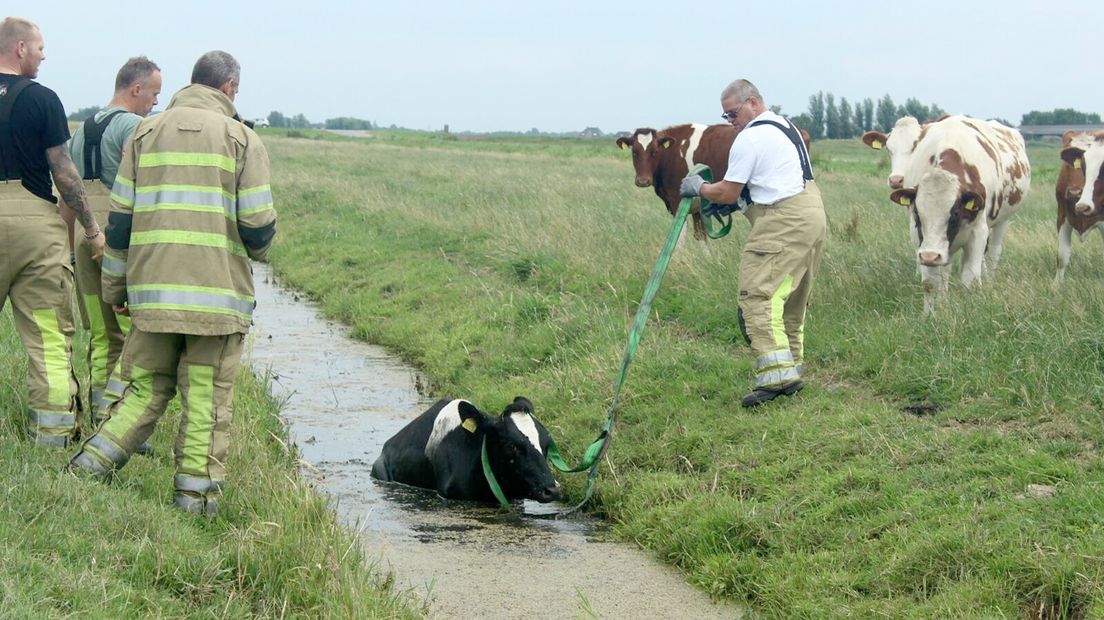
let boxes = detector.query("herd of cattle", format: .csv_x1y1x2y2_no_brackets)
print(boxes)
617,115,1104,312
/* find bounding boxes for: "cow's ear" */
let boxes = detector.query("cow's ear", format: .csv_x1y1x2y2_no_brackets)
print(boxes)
457,401,483,433
615,136,632,151
505,396,533,414
1062,130,1077,148
1061,146,1085,169
889,188,917,207
659,137,674,150
861,131,888,150
960,191,983,213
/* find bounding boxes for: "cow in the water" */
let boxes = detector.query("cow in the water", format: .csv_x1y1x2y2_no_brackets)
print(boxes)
371,397,562,503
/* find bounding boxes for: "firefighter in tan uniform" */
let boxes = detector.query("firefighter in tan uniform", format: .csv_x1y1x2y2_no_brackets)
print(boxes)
0,17,105,446
68,56,161,429
70,51,276,515
681,79,827,408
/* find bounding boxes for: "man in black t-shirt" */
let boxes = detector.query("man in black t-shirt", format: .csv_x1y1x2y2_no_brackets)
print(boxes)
0,16,104,447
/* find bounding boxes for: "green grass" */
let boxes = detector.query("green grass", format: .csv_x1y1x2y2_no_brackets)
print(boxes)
261,130,1104,618
0,312,419,617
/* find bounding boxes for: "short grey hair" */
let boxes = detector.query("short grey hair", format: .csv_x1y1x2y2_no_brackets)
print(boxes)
114,56,160,92
0,17,39,55
190,50,240,89
720,79,762,104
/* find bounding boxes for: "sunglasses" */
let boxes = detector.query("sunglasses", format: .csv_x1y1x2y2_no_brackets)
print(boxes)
721,101,746,121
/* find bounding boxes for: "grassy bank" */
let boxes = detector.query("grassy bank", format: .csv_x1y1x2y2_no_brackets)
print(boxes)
0,314,418,617
265,129,1104,617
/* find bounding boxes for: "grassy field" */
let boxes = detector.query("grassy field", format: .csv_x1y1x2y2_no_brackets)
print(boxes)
0,310,419,615
260,127,1104,618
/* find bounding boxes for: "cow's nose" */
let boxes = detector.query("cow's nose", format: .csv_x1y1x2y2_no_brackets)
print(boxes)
1076,201,1094,216
534,482,562,503
888,175,904,189
635,178,652,188
918,251,943,266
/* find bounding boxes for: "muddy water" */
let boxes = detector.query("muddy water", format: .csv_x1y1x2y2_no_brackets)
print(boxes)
247,264,739,619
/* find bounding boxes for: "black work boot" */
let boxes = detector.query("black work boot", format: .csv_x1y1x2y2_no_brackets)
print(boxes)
741,380,805,408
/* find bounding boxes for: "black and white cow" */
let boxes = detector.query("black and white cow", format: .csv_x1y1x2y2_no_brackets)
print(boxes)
371,397,563,503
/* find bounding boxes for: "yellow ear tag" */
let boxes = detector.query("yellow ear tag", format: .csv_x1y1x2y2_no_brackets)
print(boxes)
1074,159,1082,169
899,196,911,206
872,140,883,150
965,199,977,211
462,418,478,433
661,141,670,149
618,142,626,151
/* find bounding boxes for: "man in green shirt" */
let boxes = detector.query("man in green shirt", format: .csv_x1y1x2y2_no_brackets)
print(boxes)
68,56,160,428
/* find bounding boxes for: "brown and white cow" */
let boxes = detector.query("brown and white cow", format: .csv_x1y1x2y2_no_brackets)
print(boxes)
616,124,736,240
862,115,951,189
886,116,1031,312
616,123,812,240
1057,130,1104,280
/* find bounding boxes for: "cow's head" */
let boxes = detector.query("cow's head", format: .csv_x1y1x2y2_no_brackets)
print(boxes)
890,166,985,267
862,116,924,190
616,128,674,188
464,396,561,503
1060,134,1104,216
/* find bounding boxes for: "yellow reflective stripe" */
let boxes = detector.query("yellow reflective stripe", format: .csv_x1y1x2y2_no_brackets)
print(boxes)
238,184,270,196
83,294,111,386
101,252,127,277
138,152,236,173
32,316,68,407
101,365,153,442
182,365,216,474
32,309,71,408
770,274,794,349
110,175,136,207
137,184,234,200
127,303,252,321
128,283,253,302
238,184,273,216
130,230,246,257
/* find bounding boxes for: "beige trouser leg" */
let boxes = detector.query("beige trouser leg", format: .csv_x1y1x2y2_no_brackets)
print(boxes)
77,326,244,493
73,183,130,420
0,183,79,446
738,181,827,388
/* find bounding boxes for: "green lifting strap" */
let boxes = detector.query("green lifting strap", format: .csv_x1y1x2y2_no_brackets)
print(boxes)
480,164,719,513
693,166,733,240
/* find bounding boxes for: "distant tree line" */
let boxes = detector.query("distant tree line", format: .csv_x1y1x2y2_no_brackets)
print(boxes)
67,105,103,122
789,92,945,140
267,111,316,129
324,117,375,130
1020,108,1101,126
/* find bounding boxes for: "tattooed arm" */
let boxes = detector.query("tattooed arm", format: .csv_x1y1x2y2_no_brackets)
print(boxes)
46,144,104,260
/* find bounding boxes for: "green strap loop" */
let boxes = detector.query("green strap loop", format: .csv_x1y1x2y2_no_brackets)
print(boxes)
694,166,732,239
481,164,720,513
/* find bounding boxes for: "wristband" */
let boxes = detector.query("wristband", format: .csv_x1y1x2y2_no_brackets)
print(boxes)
83,228,102,240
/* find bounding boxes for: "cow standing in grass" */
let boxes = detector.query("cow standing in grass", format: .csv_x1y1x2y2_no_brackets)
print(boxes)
1057,131,1104,281
617,123,812,241
616,124,737,241
887,116,1030,312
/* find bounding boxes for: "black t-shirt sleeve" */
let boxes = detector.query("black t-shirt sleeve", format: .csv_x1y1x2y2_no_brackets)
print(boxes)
28,84,70,148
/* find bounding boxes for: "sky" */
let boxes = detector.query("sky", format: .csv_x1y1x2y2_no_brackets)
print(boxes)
23,1,1104,133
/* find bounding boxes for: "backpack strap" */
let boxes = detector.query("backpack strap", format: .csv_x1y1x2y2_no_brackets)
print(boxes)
81,109,127,181
0,78,35,181
739,117,815,206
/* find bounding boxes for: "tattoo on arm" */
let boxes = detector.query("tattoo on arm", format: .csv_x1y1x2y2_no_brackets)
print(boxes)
45,144,97,231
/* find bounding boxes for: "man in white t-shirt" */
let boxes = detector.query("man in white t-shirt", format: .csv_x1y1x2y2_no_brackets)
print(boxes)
680,79,827,407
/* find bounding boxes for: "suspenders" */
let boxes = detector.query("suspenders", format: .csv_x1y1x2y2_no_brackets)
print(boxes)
740,117,815,205
0,77,35,181
82,109,127,181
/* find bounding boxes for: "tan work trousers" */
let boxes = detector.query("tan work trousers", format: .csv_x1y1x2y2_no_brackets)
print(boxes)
739,181,827,388
0,182,79,446
73,183,129,419
78,326,244,493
